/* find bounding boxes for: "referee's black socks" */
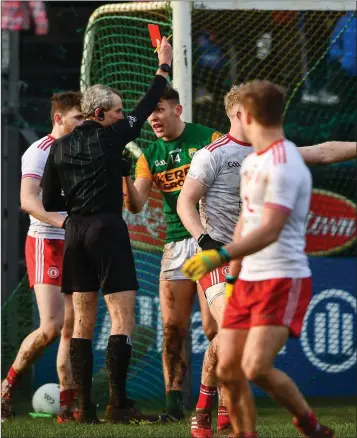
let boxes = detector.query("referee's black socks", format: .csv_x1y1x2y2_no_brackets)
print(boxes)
106,334,132,408
70,338,94,411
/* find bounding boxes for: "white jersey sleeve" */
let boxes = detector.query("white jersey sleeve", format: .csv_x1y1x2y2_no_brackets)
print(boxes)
21,145,48,180
264,159,301,212
21,137,53,179
21,135,65,240
187,148,221,187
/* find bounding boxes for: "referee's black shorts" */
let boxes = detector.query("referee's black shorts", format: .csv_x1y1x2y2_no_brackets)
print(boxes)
62,213,139,295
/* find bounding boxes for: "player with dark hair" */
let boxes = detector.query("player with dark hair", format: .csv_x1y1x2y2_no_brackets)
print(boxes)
40,37,173,425
123,85,223,423
183,80,336,438
2,91,84,423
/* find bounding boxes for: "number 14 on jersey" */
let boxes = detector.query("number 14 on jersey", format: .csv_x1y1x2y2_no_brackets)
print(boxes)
170,153,181,164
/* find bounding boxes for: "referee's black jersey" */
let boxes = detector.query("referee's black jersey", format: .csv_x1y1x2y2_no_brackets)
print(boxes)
41,75,167,216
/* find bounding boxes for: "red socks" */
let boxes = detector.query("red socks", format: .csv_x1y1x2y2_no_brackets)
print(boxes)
60,389,78,408
4,366,19,390
294,410,319,432
196,384,217,411
196,387,258,438
217,405,230,429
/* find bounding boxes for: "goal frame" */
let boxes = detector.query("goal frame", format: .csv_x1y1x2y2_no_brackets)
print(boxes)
80,1,193,122
193,1,355,11
80,1,355,123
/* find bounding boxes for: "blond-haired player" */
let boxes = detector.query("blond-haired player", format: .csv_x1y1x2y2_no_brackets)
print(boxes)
180,81,354,438
1,92,84,423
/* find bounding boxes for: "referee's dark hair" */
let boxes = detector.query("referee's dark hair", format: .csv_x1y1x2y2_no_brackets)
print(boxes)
51,91,82,124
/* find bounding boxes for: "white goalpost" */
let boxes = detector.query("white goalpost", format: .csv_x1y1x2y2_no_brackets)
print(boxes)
81,0,355,125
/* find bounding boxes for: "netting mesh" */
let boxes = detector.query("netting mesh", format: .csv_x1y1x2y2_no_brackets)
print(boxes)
81,2,172,151
191,9,355,143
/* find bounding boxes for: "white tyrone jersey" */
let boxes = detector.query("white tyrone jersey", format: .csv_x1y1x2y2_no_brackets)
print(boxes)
188,134,253,244
21,135,65,239
239,138,312,281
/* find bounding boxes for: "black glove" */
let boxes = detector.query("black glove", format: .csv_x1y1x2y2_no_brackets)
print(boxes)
122,150,133,177
197,233,224,250
61,216,70,229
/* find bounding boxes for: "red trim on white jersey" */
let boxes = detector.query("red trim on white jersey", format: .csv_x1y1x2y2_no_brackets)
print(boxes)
205,134,230,153
37,136,54,151
22,173,42,180
205,134,228,150
256,138,285,156
272,141,287,165
264,202,291,214
226,134,251,147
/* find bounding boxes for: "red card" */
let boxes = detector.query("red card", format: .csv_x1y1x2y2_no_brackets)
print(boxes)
148,24,162,47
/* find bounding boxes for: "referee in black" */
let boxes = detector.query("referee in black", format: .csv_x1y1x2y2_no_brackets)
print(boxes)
41,38,172,424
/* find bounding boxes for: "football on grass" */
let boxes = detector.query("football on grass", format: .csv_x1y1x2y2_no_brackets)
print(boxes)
32,383,60,416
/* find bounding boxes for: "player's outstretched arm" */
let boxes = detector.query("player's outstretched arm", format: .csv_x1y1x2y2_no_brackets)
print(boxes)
177,176,208,240
20,177,65,228
299,141,356,164
123,176,152,214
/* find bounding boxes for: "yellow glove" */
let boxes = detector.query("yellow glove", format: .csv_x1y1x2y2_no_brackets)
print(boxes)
225,275,237,300
182,247,231,282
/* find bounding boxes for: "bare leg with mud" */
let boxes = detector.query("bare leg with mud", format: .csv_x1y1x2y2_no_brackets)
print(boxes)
160,279,196,419
2,285,65,420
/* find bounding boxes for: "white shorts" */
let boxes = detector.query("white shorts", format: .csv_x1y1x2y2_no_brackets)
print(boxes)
160,237,197,281
199,265,230,305
196,246,229,305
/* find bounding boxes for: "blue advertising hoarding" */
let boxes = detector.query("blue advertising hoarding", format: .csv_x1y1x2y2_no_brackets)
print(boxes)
35,256,356,399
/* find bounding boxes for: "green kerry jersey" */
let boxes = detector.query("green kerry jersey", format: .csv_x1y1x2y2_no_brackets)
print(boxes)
136,123,221,243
